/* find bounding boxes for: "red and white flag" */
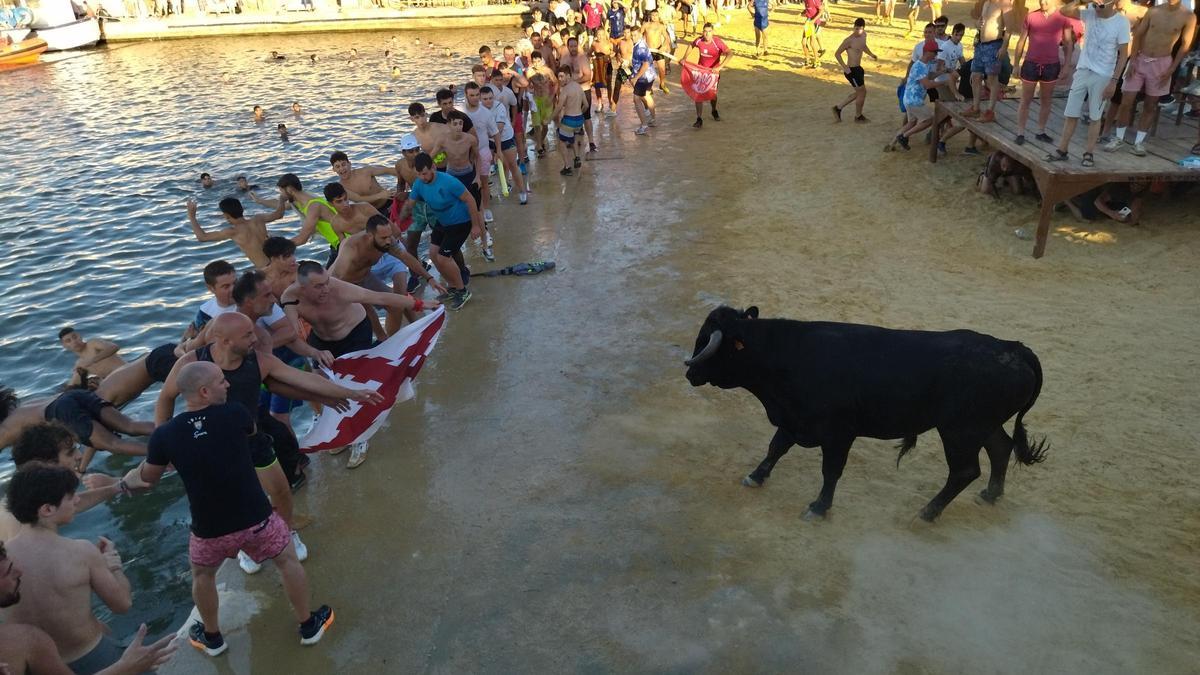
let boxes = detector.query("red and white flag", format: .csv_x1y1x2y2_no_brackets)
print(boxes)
299,307,446,452
680,61,720,103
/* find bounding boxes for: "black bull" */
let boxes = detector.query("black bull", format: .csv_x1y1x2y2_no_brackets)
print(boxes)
684,306,1048,522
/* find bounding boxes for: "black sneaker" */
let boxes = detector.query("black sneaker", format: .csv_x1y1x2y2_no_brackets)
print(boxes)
289,470,307,492
711,109,721,121
897,134,911,150
693,117,703,128
573,156,582,169
299,605,335,646
297,453,310,470
189,622,228,656
1035,132,1054,143
448,288,472,311
560,167,573,176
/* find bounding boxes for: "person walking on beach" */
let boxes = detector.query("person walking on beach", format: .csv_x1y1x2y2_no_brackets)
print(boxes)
554,64,588,171
124,361,335,656
964,0,1013,123
833,18,879,123
1104,0,1195,156
680,22,732,127
394,153,486,310
187,196,286,269
749,0,770,57
1013,0,1075,144
629,25,658,134
1047,0,1130,167
3,464,134,674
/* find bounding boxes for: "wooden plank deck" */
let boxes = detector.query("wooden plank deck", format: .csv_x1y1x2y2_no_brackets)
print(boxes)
929,99,1200,257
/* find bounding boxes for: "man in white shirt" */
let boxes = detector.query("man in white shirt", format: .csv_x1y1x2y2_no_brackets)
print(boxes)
1048,0,1131,167
934,22,965,100
481,85,530,205
458,82,501,225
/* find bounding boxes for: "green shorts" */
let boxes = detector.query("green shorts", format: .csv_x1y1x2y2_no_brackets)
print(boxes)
410,201,436,234
531,96,553,127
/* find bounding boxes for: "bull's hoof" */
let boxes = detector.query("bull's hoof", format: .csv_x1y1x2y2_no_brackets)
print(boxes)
978,488,1003,504
742,474,764,488
802,508,827,521
917,506,940,523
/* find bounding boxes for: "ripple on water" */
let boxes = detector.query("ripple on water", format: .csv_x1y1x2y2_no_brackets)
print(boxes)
0,25,515,639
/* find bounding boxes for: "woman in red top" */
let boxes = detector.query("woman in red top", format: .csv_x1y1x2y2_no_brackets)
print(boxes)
1013,0,1075,144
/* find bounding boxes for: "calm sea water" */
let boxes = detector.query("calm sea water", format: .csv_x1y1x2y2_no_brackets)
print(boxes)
0,26,515,639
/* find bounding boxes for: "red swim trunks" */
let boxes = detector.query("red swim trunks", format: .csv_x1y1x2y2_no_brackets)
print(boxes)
188,512,290,568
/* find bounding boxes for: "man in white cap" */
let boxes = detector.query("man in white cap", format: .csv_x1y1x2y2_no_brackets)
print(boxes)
394,133,436,292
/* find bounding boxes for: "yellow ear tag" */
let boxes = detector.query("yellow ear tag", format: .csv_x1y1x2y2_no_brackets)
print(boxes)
734,340,745,351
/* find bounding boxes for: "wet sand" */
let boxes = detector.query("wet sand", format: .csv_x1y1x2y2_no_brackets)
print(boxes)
163,4,1200,672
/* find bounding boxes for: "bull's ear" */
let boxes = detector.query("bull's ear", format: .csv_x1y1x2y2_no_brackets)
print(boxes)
743,306,759,320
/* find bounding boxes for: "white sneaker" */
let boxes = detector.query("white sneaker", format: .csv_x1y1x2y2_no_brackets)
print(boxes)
519,190,527,205
635,126,649,135
347,440,368,469
1103,137,1124,152
485,230,494,248
483,209,494,223
237,550,262,574
291,531,308,562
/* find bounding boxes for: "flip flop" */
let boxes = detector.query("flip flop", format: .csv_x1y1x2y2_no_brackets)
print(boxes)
1081,152,1095,167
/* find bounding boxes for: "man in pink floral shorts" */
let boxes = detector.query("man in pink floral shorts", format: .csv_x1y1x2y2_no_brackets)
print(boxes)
123,361,335,657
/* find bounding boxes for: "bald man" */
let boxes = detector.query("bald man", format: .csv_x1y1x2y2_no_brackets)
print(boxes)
125,361,336,654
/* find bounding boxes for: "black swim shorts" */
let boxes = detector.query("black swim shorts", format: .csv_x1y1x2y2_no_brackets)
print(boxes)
44,390,112,446
307,316,375,358
634,79,653,97
844,66,865,88
145,343,179,383
431,220,472,259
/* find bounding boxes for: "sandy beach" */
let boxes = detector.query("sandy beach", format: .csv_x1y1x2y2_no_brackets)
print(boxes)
157,3,1200,672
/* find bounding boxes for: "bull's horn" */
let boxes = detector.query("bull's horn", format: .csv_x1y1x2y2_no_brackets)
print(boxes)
685,330,723,366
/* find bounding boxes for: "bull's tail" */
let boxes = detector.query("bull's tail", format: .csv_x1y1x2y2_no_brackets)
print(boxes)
1012,344,1049,466
895,436,918,468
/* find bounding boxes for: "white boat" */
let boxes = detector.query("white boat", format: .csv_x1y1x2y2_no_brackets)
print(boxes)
28,0,100,51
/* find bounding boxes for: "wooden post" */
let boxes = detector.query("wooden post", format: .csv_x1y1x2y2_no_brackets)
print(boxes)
929,102,944,163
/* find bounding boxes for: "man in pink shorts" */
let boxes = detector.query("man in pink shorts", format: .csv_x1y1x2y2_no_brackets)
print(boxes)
123,361,334,657
1105,0,1196,156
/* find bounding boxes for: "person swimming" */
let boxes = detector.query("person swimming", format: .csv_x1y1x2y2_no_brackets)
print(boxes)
253,105,265,122
270,50,285,61
235,175,259,193
291,101,302,115
200,172,214,189
277,123,289,141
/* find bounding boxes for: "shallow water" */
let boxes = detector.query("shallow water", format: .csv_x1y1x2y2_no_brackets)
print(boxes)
0,26,519,639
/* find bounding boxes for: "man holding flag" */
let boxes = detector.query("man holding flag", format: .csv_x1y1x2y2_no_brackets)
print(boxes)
680,23,733,128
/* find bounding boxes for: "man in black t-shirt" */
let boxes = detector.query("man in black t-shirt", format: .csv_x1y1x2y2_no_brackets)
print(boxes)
124,361,334,656
429,87,474,134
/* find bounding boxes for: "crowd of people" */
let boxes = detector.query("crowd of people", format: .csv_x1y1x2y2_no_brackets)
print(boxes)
0,2,752,673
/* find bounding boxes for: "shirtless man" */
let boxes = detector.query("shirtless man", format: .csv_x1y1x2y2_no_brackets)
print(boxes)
0,385,152,472
966,0,1013,122
329,215,445,334
590,29,615,116
527,53,558,155
3,465,133,673
642,9,672,93
58,327,124,390
280,263,435,467
323,182,381,238
554,64,588,175
0,609,173,675
563,37,598,156
427,110,484,209
262,236,300,300
187,196,285,269
407,101,451,164
1105,0,1195,156
833,18,879,123
328,151,398,214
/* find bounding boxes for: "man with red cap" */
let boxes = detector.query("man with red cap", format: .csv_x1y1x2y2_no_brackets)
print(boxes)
885,38,943,151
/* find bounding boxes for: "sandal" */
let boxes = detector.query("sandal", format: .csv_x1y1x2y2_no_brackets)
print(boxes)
1045,149,1069,162
1081,152,1095,167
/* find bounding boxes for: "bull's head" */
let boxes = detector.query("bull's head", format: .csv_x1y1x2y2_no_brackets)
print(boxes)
684,305,758,388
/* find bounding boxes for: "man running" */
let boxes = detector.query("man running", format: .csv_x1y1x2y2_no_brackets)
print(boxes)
187,196,285,268
58,327,125,389
681,22,733,127
1104,0,1195,156
750,0,770,56
802,0,826,68
124,361,335,655
328,151,398,214
642,9,672,93
562,36,598,156
3,465,136,673
394,153,486,311
629,25,658,135
833,18,879,123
